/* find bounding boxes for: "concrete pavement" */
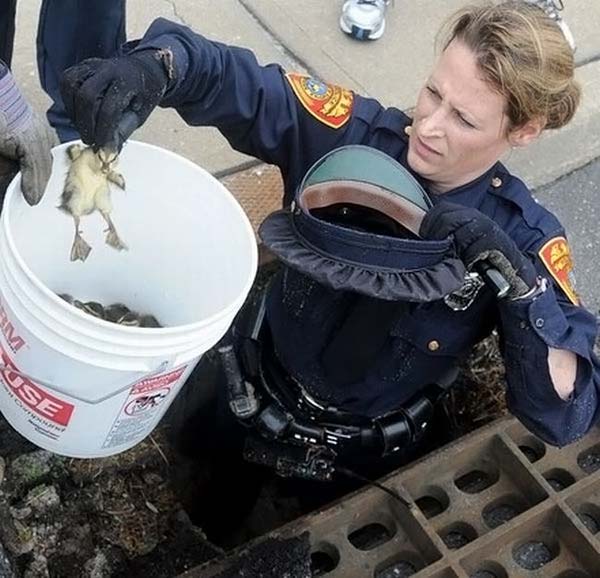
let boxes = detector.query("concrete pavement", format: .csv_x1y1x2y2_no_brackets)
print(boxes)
9,0,600,306
12,0,306,175
12,0,600,181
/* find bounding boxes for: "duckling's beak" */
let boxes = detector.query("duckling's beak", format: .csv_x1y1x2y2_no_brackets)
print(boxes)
97,147,118,173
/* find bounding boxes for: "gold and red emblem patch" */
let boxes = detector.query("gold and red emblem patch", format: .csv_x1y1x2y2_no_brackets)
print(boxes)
538,236,579,305
285,73,353,129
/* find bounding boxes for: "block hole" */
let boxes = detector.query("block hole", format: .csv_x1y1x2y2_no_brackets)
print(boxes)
374,552,425,578
348,518,395,551
482,494,526,529
440,521,477,550
517,436,546,463
512,534,559,571
543,468,575,492
454,467,499,494
577,443,600,474
469,560,508,578
414,486,449,519
576,503,600,535
310,542,340,576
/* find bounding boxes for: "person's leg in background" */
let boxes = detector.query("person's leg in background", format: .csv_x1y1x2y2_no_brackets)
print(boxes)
340,0,390,41
0,0,17,66
36,0,126,142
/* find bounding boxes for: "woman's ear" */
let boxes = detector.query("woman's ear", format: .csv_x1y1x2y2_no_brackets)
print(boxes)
508,117,545,148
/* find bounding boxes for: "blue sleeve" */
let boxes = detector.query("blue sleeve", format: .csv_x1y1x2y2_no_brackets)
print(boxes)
127,18,376,197
498,278,600,447
0,61,8,80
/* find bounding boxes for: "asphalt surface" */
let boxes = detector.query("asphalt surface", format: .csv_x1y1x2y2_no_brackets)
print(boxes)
535,157,600,314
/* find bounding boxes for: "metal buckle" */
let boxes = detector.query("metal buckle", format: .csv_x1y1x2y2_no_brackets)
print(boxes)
444,271,484,311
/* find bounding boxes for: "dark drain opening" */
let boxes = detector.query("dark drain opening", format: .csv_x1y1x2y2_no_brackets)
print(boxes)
543,468,576,491
348,522,394,551
455,469,498,493
375,559,418,578
577,505,600,534
579,513,600,534
310,548,339,576
414,487,449,519
469,561,508,578
513,540,559,570
416,496,444,518
482,497,525,529
578,444,600,474
168,345,455,552
517,437,546,463
441,522,478,550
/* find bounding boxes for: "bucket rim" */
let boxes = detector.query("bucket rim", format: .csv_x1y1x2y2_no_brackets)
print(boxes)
1,140,258,336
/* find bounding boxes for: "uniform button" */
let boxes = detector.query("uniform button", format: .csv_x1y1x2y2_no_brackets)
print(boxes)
428,340,440,352
491,176,503,188
404,125,413,136
535,318,545,328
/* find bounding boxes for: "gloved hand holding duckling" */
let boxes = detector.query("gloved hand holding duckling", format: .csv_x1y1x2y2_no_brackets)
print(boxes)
58,49,172,263
59,144,127,262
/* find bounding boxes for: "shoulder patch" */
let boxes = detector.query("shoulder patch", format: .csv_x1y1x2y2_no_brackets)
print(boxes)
538,237,579,305
285,73,353,129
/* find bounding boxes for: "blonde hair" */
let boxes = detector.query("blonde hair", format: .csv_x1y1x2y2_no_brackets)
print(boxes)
439,1,580,130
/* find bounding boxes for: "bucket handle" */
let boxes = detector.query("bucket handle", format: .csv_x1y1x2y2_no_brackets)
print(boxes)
0,363,169,405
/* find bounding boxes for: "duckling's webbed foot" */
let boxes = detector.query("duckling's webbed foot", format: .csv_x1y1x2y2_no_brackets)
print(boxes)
100,211,128,252
105,228,128,251
71,232,92,262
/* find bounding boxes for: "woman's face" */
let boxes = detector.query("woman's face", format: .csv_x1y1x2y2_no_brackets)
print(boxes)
407,40,512,193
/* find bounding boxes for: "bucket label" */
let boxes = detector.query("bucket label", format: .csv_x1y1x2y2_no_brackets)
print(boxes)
0,344,75,440
102,365,187,449
0,299,26,353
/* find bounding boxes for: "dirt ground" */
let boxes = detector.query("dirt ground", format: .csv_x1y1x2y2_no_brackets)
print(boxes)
0,419,225,577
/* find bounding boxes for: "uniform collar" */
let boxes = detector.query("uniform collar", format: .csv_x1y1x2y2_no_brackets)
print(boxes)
430,163,501,209
397,150,503,210
398,124,506,205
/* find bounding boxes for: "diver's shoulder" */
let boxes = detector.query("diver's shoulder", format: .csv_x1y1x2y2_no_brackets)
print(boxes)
353,96,412,136
492,165,564,241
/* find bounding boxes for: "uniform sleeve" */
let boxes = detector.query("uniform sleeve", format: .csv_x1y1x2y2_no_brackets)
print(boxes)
497,244,600,447
127,18,376,194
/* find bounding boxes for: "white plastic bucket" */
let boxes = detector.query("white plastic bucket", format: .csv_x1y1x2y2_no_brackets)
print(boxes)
0,141,258,457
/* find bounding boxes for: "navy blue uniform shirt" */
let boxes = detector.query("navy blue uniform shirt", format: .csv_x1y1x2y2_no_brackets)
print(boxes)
132,19,600,446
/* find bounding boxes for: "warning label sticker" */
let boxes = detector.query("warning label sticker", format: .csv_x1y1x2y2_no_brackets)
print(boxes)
0,344,75,440
102,365,187,449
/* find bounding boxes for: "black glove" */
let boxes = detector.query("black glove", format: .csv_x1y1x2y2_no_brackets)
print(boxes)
419,201,537,299
60,50,170,152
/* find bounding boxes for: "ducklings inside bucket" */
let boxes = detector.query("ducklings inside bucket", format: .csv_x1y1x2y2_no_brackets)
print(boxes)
58,294,162,328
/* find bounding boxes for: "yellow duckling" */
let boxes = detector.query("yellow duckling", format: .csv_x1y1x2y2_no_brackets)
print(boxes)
59,144,127,262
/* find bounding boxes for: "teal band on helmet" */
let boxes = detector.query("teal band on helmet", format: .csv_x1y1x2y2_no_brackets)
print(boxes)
300,144,432,213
